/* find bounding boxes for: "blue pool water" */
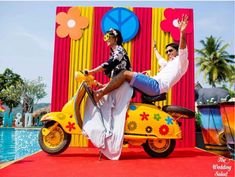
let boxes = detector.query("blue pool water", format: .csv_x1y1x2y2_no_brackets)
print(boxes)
0,128,41,163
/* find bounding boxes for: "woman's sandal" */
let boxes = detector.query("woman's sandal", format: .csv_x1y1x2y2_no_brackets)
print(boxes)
99,150,102,161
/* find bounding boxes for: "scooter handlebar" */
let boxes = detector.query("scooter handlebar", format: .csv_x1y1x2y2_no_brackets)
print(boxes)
75,71,97,86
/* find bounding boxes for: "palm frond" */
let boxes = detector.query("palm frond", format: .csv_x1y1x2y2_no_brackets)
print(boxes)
196,35,234,87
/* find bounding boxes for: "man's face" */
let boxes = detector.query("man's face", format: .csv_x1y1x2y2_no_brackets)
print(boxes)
165,46,178,60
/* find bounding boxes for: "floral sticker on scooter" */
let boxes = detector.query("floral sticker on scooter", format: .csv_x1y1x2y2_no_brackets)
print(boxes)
159,125,169,135
140,112,149,121
146,126,153,133
66,122,76,131
127,121,137,131
129,104,137,110
154,114,161,121
165,116,173,125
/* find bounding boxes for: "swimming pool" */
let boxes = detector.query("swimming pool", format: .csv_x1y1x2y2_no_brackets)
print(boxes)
0,128,41,163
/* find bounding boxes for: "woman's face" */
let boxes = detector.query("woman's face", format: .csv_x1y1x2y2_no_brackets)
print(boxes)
106,35,117,47
165,46,178,60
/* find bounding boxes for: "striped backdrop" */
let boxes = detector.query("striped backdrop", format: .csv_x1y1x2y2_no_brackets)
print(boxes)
51,7,195,148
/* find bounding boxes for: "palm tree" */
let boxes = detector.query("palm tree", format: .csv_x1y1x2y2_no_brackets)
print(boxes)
195,36,235,87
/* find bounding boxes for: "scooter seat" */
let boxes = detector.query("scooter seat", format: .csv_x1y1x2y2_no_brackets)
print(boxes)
141,93,167,104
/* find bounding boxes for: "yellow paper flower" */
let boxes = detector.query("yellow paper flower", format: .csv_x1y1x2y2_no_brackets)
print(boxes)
56,7,89,40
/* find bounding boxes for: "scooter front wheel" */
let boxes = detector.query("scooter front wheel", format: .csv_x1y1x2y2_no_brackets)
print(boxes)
143,139,176,158
39,121,71,155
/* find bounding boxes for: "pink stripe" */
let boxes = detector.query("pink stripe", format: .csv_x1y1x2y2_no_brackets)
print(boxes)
51,7,71,111
171,9,195,147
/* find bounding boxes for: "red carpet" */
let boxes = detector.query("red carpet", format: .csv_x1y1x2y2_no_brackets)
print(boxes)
1,148,234,177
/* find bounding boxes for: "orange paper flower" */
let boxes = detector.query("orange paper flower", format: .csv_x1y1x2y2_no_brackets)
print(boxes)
56,7,89,40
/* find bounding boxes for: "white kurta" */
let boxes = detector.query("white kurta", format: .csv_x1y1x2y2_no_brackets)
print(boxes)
82,82,133,160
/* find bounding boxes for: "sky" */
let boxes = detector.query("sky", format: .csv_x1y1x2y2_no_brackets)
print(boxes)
0,1,234,103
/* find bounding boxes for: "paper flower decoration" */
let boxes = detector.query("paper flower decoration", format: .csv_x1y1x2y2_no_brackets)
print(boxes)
160,8,193,41
56,7,89,40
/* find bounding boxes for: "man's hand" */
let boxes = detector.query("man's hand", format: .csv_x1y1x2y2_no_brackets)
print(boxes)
178,14,188,49
178,14,189,33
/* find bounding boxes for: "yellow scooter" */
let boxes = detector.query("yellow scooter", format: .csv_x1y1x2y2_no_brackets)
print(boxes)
39,71,194,157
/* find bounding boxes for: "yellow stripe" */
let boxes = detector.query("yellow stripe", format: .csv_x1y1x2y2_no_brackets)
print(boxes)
151,8,173,107
68,7,94,147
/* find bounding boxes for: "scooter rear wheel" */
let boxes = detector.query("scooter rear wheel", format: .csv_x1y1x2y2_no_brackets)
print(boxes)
39,121,71,155
143,139,176,157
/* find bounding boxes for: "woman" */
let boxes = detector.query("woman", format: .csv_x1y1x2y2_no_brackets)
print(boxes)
85,28,131,82
82,29,133,160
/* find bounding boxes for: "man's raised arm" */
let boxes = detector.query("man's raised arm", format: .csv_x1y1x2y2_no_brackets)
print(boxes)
178,14,188,49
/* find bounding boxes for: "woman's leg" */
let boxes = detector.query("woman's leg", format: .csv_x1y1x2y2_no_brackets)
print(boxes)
94,70,134,102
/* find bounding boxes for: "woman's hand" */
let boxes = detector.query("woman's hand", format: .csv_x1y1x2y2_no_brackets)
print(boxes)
84,69,94,76
96,82,105,89
84,70,89,75
84,65,104,76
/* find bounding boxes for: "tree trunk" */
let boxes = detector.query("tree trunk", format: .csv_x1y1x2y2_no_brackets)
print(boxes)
9,107,12,117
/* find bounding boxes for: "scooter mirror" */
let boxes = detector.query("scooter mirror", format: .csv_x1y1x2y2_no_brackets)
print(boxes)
75,71,84,83
75,71,95,86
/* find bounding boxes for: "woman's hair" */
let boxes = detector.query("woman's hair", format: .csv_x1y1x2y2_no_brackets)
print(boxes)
165,43,179,51
106,28,123,45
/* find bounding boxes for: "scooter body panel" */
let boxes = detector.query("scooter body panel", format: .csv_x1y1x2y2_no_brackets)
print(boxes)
41,111,81,134
40,85,86,135
125,103,182,139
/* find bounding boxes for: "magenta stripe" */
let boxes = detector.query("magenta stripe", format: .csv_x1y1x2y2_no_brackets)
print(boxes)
132,8,152,103
51,7,71,111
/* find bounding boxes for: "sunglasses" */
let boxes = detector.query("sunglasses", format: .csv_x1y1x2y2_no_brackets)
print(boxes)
104,33,115,42
165,49,174,54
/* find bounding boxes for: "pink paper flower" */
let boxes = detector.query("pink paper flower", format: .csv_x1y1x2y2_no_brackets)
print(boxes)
160,8,193,41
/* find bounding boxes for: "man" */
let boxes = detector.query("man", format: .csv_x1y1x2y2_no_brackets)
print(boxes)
94,14,189,102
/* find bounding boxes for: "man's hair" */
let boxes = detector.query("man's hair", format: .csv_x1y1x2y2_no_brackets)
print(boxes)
165,43,179,51
106,28,123,45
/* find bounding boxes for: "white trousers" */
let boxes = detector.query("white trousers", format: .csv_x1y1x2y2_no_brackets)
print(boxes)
82,82,133,160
